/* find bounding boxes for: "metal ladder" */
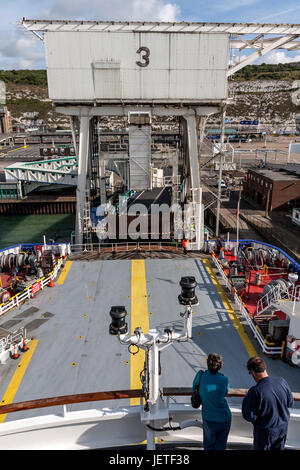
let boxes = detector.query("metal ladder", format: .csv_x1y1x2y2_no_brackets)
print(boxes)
256,284,282,315
82,190,93,245
255,283,300,315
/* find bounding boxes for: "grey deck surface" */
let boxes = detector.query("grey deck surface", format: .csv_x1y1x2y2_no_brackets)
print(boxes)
0,257,299,422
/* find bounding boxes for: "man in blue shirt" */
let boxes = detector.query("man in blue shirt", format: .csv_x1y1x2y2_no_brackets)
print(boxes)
242,356,294,450
193,353,231,450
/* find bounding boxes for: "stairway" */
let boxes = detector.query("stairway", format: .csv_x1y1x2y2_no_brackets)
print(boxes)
256,284,300,316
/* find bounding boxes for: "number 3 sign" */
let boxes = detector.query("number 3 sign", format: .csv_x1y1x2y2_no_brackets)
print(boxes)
136,47,150,67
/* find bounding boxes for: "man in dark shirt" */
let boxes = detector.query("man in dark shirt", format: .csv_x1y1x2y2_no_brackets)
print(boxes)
215,237,222,256
242,356,294,450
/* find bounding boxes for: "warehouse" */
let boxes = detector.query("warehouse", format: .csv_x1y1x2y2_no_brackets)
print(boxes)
243,164,300,212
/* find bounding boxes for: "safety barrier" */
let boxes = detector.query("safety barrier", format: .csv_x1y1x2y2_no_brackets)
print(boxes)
0,386,299,417
0,327,26,356
0,257,63,317
0,386,298,450
70,241,182,253
0,327,28,364
211,253,284,356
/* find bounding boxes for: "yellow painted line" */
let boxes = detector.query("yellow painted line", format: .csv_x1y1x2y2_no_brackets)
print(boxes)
0,340,39,422
203,259,257,358
130,260,149,406
56,261,72,285
6,145,27,154
131,437,159,446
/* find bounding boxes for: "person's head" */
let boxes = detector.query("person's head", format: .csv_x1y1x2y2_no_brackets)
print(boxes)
207,353,223,374
247,356,268,382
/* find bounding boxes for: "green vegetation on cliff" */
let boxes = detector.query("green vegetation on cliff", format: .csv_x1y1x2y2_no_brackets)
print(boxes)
0,70,47,87
6,97,52,120
1,63,300,86
233,62,300,81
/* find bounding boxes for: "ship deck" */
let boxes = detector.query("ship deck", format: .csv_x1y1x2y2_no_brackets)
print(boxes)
0,255,299,423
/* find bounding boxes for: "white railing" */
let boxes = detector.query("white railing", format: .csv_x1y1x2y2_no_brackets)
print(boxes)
256,284,282,315
280,284,300,317
163,175,181,186
0,399,299,450
70,241,182,253
233,290,283,356
211,253,284,356
0,257,63,317
0,327,26,356
284,284,300,302
257,283,300,316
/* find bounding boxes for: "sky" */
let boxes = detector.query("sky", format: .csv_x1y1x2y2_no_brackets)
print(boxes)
1,0,300,69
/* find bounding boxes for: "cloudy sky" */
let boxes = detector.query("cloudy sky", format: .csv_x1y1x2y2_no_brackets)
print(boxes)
1,0,300,69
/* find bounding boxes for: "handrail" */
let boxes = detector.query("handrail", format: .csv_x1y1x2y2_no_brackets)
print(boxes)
0,387,299,416
70,241,182,254
256,283,281,315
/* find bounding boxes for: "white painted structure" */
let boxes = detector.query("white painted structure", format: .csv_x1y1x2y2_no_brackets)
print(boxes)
0,402,299,450
44,31,229,103
21,19,300,247
128,112,152,190
4,157,78,187
152,168,164,188
287,143,300,163
292,208,300,227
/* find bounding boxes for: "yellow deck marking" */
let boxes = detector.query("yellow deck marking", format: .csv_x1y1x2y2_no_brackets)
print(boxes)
130,260,149,406
203,259,257,358
0,340,39,423
7,145,27,153
56,261,72,285
131,437,159,446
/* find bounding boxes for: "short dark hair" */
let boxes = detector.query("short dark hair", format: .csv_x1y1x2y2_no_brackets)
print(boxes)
247,356,266,373
207,353,223,374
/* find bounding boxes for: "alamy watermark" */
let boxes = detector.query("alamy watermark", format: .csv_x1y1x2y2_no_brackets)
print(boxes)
95,196,200,241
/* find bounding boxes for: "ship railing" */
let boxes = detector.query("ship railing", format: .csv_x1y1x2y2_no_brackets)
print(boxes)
0,386,298,451
211,253,284,356
0,257,64,317
0,387,298,418
70,241,182,254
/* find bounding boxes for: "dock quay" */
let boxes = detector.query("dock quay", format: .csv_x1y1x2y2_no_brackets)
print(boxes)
0,193,76,215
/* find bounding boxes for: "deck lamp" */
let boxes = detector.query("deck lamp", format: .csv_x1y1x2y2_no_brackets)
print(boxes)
178,276,198,305
109,306,128,335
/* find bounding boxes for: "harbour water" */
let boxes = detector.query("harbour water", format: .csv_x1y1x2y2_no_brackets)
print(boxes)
0,214,75,249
